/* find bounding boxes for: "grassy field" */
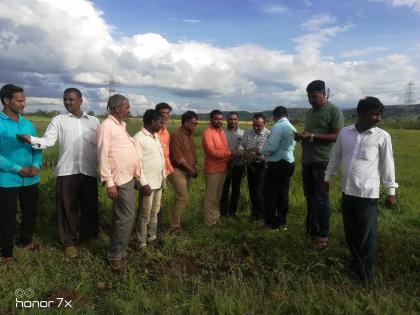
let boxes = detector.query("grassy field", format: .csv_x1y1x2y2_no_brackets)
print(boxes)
0,116,419,314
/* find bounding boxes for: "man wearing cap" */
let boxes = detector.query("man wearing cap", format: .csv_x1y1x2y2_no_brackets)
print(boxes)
322,97,397,285
295,80,344,250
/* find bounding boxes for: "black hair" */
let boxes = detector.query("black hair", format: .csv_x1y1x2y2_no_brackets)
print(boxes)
64,88,82,98
306,80,325,93
155,102,172,112
210,109,223,119
357,97,385,114
252,112,266,122
181,110,198,124
272,106,287,118
227,111,239,118
143,109,161,125
1,84,24,105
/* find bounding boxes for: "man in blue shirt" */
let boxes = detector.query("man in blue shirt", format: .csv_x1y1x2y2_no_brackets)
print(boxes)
262,106,296,230
0,84,42,264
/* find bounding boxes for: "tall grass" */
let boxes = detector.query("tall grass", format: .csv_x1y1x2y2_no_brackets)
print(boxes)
0,117,419,314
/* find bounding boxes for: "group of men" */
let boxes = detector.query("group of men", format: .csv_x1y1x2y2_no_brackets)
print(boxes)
0,79,398,285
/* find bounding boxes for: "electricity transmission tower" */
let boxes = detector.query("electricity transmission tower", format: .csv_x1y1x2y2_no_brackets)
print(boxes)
108,77,116,98
404,81,415,120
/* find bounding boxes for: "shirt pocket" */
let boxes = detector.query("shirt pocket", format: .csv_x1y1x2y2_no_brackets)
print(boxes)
358,145,377,161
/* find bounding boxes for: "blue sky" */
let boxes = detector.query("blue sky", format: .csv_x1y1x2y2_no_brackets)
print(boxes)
0,0,419,114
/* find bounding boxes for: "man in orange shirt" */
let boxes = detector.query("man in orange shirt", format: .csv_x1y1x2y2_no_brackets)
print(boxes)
202,110,240,227
155,103,174,233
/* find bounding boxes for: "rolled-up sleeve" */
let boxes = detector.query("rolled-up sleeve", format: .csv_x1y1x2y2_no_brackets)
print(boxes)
379,133,398,195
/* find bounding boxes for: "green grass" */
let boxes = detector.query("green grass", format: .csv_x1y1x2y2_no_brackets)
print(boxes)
1,118,419,314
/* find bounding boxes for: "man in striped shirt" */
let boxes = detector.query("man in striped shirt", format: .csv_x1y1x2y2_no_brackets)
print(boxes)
241,113,270,222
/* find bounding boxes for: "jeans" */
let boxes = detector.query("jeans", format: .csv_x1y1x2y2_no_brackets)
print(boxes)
342,194,378,283
220,164,245,216
263,160,295,228
247,162,266,220
0,184,38,258
302,162,330,237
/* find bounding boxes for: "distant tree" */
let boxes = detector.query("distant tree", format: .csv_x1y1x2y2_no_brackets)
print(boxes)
87,110,95,116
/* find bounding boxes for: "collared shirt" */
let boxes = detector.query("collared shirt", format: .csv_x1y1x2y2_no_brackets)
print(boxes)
262,118,296,163
170,126,197,169
241,127,270,161
158,126,174,176
133,127,165,189
224,127,244,151
324,125,398,198
302,101,344,164
97,115,140,188
0,112,42,187
202,126,231,174
30,112,99,177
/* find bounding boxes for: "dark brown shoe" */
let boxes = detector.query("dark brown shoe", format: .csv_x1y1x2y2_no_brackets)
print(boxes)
109,259,124,272
64,246,78,258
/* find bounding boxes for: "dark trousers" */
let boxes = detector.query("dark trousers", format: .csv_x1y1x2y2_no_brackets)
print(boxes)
302,162,331,237
342,194,378,282
0,184,38,258
247,162,266,220
263,160,295,228
56,174,99,246
220,164,245,216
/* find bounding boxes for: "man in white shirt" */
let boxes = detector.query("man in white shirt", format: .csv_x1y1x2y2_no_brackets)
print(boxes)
133,109,165,247
22,88,99,259
323,97,398,286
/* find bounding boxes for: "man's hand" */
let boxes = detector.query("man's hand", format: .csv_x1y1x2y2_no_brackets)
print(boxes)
18,167,31,177
192,166,199,178
141,184,152,196
27,167,39,176
186,167,197,178
385,195,396,208
294,131,311,141
107,186,118,199
231,151,242,159
16,134,31,144
320,181,330,194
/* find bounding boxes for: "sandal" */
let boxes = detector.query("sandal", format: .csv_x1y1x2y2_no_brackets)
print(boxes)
3,257,14,265
21,242,40,252
314,237,328,251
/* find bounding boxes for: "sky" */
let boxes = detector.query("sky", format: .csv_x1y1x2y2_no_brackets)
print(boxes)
0,0,419,114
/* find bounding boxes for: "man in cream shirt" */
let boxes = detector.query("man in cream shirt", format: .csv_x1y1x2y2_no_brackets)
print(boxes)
133,109,165,247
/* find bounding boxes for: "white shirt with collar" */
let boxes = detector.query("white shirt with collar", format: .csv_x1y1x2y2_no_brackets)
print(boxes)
30,112,100,177
133,127,165,190
324,124,398,198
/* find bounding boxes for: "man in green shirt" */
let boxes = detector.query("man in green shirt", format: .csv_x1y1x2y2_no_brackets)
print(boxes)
295,80,344,250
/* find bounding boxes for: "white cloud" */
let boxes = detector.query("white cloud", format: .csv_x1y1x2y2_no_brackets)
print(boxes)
0,0,418,113
390,0,420,12
26,97,61,106
261,4,288,14
368,0,420,13
341,46,389,57
181,19,200,23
